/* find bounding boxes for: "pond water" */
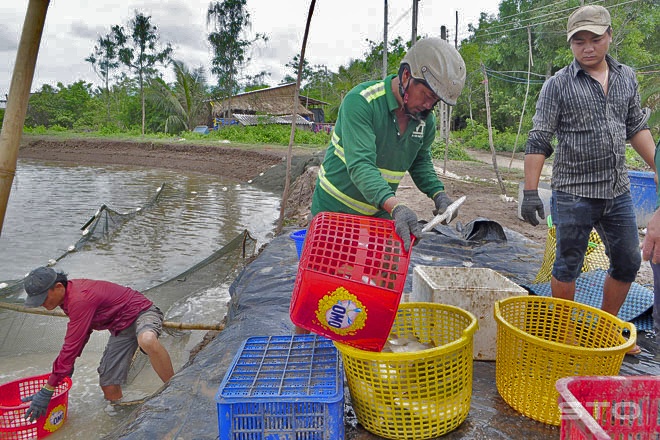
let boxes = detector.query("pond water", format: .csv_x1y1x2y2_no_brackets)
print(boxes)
0,158,282,438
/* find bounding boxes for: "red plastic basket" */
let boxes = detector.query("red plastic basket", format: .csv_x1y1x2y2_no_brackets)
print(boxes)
556,376,660,440
0,374,72,439
290,212,411,351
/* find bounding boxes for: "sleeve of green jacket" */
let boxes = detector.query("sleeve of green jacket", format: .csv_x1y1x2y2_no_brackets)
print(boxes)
339,92,396,209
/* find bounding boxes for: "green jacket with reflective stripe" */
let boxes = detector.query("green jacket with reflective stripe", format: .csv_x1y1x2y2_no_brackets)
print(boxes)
311,74,444,218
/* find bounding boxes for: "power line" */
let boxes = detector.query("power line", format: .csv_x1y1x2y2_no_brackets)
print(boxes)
389,6,412,37
492,70,549,78
636,63,660,70
474,0,643,40
483,0,573,33
474,15,565,40
496,0,572,22
484,68,546,84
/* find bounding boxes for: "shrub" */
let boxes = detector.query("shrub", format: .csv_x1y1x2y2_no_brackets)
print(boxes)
453,119,528,153
431,139,475,161
210,124,329,146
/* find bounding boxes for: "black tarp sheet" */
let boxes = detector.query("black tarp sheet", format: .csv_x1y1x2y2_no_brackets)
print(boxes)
106,219,659,440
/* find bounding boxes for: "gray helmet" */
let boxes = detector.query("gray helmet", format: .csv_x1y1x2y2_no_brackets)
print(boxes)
400,37,466,106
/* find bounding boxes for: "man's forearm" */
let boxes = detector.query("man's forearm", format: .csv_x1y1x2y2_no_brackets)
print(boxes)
630,129,657,172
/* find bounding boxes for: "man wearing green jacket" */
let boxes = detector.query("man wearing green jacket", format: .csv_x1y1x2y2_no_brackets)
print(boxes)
311,37,466,252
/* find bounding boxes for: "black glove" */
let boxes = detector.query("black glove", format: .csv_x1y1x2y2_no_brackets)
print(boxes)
432,192,457,224
521,189,545,226
22,386,54,421
391,204,422,252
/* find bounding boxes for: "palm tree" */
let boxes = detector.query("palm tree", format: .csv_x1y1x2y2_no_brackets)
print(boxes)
148,60,208,133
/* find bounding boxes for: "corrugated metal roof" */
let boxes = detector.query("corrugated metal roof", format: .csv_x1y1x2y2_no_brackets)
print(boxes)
231,83,328,106
232,113,312,126
210,83,328,118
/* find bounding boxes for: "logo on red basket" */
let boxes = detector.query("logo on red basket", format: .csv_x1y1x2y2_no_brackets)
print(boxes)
44,404,66,432
316,287,367,335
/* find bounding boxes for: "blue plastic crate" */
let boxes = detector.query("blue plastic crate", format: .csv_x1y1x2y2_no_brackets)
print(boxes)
629,170,656,227
216,335,344,440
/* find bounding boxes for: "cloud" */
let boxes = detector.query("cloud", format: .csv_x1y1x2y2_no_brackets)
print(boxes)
161,23,205,50
70,20,104,40
0,27,19,53
1,0,501,96
243,28,299,85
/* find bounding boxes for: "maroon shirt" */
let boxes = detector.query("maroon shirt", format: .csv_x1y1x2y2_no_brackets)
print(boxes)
48,279,153,387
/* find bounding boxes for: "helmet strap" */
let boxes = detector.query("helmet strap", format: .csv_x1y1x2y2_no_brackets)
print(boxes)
397,68,429,121
397,64,408,102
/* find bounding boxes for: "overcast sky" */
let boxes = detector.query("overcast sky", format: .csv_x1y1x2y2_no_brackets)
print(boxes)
0,1,501,98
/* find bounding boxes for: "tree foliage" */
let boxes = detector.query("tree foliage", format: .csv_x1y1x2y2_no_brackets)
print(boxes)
26,81,95,129
85,32,121,122
22,0,659,139
113,12,173,135
207,0,267,104
457,0,659,138
148,60,209,133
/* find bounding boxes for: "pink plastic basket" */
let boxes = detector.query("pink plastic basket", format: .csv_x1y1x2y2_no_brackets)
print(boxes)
0,374,72,439
556,375,660,440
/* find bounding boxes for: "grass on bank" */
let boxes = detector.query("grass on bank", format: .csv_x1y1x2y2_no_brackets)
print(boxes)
20,122,500,162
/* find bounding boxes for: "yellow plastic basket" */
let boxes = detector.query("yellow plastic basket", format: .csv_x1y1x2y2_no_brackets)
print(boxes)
334,302,478,440
534,226,609,284
494,296,636,426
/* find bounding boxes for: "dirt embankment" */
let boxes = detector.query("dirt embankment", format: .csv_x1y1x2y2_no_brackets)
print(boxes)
18,137,289,183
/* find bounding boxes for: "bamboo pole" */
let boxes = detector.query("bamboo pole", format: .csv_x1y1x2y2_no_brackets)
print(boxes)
480,63,507,195
0,301,225,331
277,0,316,233
509,26,534,170
0,0,50,237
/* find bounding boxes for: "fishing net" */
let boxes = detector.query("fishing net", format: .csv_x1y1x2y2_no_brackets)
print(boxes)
0,181,258,394
125,229,257,386
0,183,169,302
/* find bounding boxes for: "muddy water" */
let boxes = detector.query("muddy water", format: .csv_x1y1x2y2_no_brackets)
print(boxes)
0,159,281,438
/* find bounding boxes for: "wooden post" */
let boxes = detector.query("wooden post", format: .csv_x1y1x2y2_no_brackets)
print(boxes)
440,30,448,173
443,106,452,173
0,0,50,237
480,63,506,195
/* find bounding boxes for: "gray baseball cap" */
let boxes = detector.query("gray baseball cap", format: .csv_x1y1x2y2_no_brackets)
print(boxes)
24,266,57,307
567,5,611,42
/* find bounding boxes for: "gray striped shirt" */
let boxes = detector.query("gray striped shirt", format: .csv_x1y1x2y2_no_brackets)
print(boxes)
526,55,649,199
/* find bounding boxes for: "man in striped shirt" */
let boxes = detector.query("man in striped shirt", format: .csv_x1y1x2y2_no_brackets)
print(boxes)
521,5,656,355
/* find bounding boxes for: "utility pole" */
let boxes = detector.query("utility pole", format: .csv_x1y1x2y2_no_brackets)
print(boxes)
439,28,449,172
411,0,419,45
383,0,388,78
455,11,458,48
